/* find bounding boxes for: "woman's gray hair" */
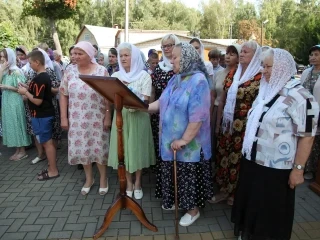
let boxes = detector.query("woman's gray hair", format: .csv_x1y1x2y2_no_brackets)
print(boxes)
117,42,132,53
242,40,258,51
161,34,180,45
260,48,274,62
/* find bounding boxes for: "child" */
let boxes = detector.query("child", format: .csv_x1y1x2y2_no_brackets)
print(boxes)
146,52,159,74
18,50,59,181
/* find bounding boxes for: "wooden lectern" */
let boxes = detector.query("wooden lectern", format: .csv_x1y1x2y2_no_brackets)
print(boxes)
310,160,320,196
80,75,158,239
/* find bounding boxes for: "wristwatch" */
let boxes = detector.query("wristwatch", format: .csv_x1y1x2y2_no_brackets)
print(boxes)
293,164,305,170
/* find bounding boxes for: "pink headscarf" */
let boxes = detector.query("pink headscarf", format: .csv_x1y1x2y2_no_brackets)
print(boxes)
74,41,97,64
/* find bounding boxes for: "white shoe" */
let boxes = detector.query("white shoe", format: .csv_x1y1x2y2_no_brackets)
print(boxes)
134,188,143,199
99,179,109,196
162,204,175,210
238,236,242,240
126,190,133,198
179,211,200,227
81,180,94,196
31,156,46,165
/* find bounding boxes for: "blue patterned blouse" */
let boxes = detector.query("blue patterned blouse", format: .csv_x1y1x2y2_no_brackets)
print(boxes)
159,72,211,162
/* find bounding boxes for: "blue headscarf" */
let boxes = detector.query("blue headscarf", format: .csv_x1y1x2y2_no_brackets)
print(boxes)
175,42,212,88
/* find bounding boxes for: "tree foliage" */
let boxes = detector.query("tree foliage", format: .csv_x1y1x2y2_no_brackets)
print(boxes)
0,0,319,64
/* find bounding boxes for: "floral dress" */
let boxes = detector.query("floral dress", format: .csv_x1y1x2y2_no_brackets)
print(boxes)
59,64,110,165
151,65,174,161
215,69,262,196
25,68,61,140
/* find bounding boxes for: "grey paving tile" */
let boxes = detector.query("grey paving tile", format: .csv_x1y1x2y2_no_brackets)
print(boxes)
1,232,26,240
24,212,40,225
24,232,39,240
6,219,25,233
71,230,84,239
36,225,53,239
0,226,9,239
130,221,142,236
19,224,42,232
52,217,67,231
83,222,97,237
47,231,72,239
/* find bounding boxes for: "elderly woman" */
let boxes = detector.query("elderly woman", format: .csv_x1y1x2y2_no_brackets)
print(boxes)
16,46,29,69
151,34,180,166
189,38,214,80
0,48,31,160
108,43,155,200
209,44,240,164
232,48,319,240
300,44,320,180
148,43,214,226
107,48,119,76
24,48,62,164
213,41,262,205
60,41,111,196
66,46,76,69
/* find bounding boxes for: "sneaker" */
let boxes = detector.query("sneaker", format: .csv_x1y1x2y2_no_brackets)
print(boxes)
179,211,200,227
31,156,46,165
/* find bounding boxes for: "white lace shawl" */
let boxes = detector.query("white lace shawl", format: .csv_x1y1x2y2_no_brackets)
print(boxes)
222,42,262,134
242,48,297,158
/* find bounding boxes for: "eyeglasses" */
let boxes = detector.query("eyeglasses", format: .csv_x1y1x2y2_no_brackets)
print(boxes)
161,44,175,50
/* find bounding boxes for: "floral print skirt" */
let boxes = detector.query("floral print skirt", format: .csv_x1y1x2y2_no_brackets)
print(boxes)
155,154,214,210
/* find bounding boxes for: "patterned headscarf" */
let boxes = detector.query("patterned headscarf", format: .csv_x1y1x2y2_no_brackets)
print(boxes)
175,42,212,88
242,48,297,159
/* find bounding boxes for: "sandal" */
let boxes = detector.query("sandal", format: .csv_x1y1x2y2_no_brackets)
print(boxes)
81,180,95,196
13,154,28,161
227,197,234,206
37,169,48,176
208,192,229,204
99,179,109,196
37,171,60,181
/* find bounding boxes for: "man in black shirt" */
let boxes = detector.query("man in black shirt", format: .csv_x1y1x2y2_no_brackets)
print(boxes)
18,50,59,181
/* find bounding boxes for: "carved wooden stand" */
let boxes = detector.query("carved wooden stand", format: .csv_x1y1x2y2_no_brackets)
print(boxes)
93,94,157,239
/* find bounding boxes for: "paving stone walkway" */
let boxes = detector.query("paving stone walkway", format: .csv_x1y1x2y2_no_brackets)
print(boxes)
0,138,320,240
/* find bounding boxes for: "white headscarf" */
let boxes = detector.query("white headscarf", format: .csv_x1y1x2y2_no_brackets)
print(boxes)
37,48,54,70
4,48,23,75
117,42,146,83
242,48,297,158
22,47,54,73
222,41,262,134
158,34,180,72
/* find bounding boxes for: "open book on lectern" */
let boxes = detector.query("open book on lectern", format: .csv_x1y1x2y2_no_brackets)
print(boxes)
79,75,148,109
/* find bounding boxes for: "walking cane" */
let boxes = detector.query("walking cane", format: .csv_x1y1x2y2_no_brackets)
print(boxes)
173,150,179,240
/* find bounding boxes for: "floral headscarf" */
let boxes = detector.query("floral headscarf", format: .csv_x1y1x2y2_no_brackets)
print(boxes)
175,42,212,88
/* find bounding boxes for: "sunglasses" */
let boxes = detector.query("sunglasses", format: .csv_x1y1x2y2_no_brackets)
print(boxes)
161,44,175,50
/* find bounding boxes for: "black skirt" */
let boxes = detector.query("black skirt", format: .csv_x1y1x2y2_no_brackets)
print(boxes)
231,158,295,240
155,154,214,210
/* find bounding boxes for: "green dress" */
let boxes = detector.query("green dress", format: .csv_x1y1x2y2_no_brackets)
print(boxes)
1,70,31,147
108,71,156,173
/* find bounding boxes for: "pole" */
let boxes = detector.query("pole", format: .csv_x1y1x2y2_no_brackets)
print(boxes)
261,22,263,46
125,0,129,42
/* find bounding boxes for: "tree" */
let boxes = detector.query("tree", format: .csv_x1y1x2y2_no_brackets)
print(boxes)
0,21,21,49
23,0,78,52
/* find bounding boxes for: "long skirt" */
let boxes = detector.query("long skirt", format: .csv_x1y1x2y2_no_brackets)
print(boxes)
155,154,214,210
108,108,156,173
231,158,295,240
